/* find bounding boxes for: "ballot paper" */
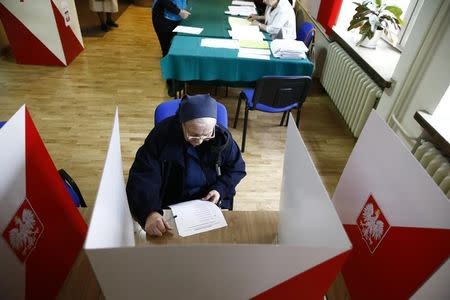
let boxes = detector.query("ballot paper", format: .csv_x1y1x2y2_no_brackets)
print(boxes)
173,25,204,35
201,38,240,49
169,200,227,237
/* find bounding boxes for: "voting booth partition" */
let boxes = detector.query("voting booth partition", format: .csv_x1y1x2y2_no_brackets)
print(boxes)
84,112,352,299
332,111,450,300
0,106,87,299
0,0,83,66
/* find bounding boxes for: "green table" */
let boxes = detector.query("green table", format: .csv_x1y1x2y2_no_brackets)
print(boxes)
180,0,231,38
161,35,314,86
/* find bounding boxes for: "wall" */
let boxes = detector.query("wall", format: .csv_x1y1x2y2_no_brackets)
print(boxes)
376,0,449,143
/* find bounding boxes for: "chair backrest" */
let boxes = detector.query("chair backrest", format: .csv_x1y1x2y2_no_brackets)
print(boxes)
154,99,228,128
251,76,312,109
58,169,87,207
0,121,5,129
297,21,315,48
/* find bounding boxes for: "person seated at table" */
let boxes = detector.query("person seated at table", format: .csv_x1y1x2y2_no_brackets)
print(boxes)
249,0,296,40
126,94,247,237
152,0,191,57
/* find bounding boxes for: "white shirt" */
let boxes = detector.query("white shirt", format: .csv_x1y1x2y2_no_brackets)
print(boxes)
264,0,297,40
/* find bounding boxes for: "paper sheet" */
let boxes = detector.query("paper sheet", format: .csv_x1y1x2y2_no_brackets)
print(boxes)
237,51,270,60
239,39,269,49
228,16,251,29
173,25,204,35
231,1,256,7
169,200,227,237
227,5,257,16
228,26,264,41
239,48,271,56
201,38,240,49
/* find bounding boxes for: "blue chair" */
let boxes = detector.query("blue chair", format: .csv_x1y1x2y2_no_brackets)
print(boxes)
233,76,312,152
297,21,315,58
154,98,228,128
0,121,5,128
58,169,87,207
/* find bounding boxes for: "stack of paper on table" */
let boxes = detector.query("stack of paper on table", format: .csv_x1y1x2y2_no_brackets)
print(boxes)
239,39,269,49
228,25,263,40
228,16,251,29
226,5,257,16
169,200,227,237
231,0,256,7
173,25,204,35
270,39,309,59
201,38,239,49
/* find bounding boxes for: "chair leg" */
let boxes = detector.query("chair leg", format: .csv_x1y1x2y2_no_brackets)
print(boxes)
225,86,229,97
296,105,302,127
285,110,290,126
242,107,249,152
280,111,287,126
233,94,243,128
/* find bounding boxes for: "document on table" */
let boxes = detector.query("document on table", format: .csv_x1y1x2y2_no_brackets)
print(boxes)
228,16,251,29
226,5,257,16
228,25,264,41
231,0,256,7
173,25,204,35
201,38,240,49
169,200,227,237
239,39,269,49
237,50,270,60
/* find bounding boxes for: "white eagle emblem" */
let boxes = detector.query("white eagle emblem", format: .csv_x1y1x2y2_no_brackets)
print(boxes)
359,203,384,245
8,208,41,257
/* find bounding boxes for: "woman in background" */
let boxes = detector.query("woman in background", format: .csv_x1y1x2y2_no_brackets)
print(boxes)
249,0,296,40
89,0,119,32
152,0,191,57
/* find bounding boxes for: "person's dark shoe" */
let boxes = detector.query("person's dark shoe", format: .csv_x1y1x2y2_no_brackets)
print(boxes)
166,81,176,97
106,20,119,28
100,23,109,32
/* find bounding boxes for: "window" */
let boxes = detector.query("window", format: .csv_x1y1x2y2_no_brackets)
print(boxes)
335,0,422,50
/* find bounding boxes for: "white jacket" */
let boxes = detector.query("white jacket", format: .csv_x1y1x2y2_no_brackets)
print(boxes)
264,0,296,40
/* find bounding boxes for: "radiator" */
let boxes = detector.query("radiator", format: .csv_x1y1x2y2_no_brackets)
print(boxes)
321,42,383,137
412,140,450,197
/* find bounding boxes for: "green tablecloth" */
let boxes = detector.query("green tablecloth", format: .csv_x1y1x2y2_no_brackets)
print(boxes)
161,36,314,84
180,0,230,38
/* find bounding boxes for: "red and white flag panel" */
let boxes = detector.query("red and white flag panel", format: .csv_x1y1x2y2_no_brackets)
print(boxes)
0,0,83,66
332,111,450,299
0,106,87,299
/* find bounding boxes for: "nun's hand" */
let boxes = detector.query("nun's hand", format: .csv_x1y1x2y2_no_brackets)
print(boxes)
202,190,220,205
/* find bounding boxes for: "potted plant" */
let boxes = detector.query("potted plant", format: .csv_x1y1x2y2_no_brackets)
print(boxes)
347,0,403,48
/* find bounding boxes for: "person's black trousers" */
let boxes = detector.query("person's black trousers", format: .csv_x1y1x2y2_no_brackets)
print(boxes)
152,12,180,57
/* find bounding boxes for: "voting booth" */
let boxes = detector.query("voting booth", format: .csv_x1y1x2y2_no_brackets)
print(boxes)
333,111,450,299
84,112,352,299
0,0,83,66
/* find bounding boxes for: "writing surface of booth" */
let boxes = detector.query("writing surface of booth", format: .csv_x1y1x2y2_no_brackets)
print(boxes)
85,112,351,299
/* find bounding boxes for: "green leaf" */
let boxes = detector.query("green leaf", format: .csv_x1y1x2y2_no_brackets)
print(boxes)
385,5,403,18
375,0,382,7
348,19,367,31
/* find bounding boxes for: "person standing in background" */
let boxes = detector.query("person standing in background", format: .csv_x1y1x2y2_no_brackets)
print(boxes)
152,0,191,57
89,0,119,32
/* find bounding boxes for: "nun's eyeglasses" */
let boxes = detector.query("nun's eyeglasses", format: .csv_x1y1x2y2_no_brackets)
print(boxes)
184,126,216,142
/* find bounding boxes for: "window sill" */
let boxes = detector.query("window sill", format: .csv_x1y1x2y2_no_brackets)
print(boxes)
331,27,401,89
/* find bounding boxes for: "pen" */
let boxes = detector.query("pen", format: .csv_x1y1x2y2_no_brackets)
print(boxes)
166,214,178,222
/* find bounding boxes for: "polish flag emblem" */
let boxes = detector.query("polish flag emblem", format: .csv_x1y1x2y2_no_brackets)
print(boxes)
3,198,44,263
356,195,390,253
